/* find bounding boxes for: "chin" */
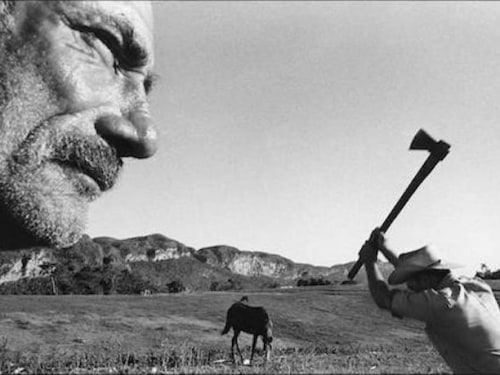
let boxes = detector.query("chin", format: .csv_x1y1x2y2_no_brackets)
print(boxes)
28,200,88,248
0,167,91,249
9,193,88,248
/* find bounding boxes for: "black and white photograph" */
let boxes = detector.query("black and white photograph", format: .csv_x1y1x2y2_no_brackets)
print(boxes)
0,1,499,373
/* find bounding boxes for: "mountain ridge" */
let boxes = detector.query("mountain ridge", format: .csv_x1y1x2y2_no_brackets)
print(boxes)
0,233,389,294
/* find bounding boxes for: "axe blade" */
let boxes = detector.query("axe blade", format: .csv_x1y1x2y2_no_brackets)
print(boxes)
410,129,450,160
410,129,436,151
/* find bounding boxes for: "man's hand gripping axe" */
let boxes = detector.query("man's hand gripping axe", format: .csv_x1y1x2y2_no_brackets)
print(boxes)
347,129,450,280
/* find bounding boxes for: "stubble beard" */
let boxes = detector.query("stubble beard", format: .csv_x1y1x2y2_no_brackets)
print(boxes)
0,40,122,250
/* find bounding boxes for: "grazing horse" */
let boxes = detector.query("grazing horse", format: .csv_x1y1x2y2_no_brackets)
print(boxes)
221,296,273,364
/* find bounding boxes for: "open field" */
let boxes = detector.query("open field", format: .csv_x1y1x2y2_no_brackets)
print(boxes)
2,283,498,374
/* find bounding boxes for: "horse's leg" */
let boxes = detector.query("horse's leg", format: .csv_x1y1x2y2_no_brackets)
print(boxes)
233,331,244,363
230,332,237,363
250,334,258,364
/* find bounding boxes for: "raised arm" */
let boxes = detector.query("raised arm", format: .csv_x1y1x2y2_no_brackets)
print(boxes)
358,240,393,310
371,228,399,266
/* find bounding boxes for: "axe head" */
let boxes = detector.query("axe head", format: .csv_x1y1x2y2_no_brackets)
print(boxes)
410,129,450,161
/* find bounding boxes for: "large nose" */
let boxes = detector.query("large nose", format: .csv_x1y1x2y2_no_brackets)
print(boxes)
94,110,158,159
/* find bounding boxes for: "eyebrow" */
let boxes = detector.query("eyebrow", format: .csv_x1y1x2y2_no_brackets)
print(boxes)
110,20,158,94
61,6,157,94
114,19,149,70
116,23,158,95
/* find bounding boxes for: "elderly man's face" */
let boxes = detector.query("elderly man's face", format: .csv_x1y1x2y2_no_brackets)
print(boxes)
0,1,157,249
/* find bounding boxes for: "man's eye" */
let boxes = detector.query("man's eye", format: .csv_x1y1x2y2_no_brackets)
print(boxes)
113,60,121,74
72,25,121,73
88,30,122,71
65,17,149,73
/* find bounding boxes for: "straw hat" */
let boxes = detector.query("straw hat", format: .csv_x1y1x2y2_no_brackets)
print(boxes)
388,245,463,285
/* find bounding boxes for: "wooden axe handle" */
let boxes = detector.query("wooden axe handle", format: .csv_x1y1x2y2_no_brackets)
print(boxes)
347,154,447,280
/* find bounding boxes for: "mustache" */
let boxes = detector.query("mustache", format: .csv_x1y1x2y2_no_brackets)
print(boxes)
51,135,123,191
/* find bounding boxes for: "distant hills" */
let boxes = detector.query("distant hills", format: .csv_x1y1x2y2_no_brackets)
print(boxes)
0,233,393,294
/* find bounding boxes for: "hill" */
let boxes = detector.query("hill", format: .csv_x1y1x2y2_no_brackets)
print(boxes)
0,233,392,294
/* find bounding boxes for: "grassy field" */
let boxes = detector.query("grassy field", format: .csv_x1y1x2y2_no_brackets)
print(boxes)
1,283,487,374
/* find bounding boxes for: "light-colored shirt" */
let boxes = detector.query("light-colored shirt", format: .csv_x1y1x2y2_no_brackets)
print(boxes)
391,273,500,374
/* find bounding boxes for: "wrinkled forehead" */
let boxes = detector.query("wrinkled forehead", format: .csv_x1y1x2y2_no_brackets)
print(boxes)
57,1,154,61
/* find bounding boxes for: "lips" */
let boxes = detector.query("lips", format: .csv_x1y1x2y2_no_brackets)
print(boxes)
50,135,123,192
8,117,123,195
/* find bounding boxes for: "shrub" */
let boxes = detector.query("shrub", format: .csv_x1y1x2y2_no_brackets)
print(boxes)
209,278,242,291
476,263,500,280
114,270,157,295
297,276,331,287
166,280,185,293
0,277,53,294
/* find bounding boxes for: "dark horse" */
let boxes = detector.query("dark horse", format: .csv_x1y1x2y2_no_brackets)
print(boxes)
221,296,273,364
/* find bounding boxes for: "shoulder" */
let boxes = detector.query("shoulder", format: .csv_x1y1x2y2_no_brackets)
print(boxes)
392,287,445,305
391,287,451,321
456,275,494,292
434,275,497,309
437,275,495,297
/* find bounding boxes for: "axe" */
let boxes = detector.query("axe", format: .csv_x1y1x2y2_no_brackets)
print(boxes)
347,129,450,280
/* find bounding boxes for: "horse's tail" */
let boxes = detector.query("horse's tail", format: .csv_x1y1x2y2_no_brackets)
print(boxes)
221,321,231,335
221,314,231,335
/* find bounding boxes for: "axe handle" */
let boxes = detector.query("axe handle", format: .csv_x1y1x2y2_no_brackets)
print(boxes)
347,154,444,280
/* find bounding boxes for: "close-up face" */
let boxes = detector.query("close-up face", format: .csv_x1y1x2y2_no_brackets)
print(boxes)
0,0,157,249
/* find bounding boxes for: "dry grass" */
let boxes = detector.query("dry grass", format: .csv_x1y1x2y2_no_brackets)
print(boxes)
0,286,461,374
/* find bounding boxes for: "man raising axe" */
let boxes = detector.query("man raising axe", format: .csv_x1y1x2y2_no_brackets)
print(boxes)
359,228,500,374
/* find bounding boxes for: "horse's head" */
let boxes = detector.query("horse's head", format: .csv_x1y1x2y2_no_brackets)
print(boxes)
264,319,273,344
264,321,273,361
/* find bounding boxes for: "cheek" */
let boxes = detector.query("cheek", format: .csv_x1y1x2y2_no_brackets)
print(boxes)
0,60,61,162
44,28,121,112
60,65,119,111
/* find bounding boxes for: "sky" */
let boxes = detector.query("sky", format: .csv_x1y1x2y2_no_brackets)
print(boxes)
88,2,500,275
